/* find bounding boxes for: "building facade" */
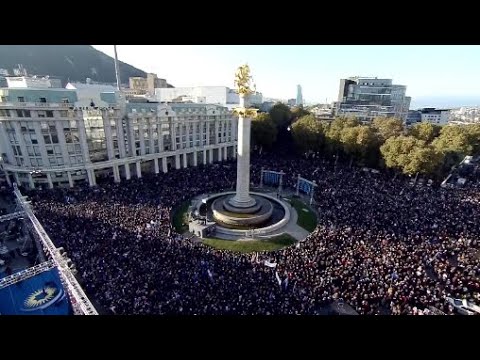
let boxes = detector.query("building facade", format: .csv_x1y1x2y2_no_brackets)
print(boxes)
335,77,411,122
406,110,422,126
296,85,303,106
129,73,168,96
155,86,263,110
6,76,62,89
0,88,237,189
418,108,451,125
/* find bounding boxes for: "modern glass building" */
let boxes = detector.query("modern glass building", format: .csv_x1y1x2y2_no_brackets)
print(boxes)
334,77,411,122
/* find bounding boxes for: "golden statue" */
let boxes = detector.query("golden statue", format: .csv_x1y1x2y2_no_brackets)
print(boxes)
234,64,255,96
232,64,258,118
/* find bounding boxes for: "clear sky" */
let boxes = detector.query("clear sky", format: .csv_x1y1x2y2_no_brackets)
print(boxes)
93,45,480,108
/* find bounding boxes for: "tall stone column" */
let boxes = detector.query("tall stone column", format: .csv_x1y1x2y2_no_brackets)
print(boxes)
125,163,131,180
46,173,54,189
175,154,181,169
162,157,168,173
87,169,96,187
229,94,255,208
28,173,35,189
183,153,188,168
67,171,74,188
136,161,142,178
113,165,121,183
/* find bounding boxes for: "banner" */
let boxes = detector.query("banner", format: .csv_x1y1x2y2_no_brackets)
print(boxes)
264,260,277,268
264,171,280,185
299,179,314,195
0,267,71,315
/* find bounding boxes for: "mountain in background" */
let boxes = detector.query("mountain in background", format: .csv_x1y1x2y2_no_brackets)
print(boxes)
0,45,172,87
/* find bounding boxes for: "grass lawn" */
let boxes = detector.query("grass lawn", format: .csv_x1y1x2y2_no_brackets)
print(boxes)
289,197,317,232
172,200,190,233
202,233,296,253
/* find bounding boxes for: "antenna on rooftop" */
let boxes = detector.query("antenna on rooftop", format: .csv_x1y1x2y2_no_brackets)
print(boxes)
113,45,121,91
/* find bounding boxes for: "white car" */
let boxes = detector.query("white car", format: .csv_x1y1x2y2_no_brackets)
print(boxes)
446,297,480,315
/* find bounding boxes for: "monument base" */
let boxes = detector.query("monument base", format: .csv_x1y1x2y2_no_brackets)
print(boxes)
224,195,260,214
212,194,273,227
227,195,257,210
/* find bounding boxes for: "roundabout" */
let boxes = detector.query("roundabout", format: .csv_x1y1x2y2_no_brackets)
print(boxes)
197,191,290,237
179,65,316,244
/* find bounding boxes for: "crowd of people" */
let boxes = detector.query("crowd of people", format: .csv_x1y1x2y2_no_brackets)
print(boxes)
25,153,480,315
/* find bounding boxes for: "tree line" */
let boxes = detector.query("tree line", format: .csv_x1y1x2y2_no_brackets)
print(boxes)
251,103,480,179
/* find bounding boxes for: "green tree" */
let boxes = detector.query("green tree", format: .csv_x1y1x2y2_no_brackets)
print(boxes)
269,103,292,131
325,117,360,156
409,122,441,143
251,113,278,150
432,125,473,171
340,125,377,165
372,117,404,143
380,136,442,176
291,106,311,122
464,124,480,156
291,114,326,153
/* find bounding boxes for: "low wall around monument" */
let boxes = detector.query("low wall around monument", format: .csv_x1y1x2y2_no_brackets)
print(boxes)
195,191,291,237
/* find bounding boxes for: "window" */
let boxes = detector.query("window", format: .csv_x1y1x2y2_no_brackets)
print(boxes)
39,97,47,103
62,98,70,104
18,96,25,102
0,96,7,102
0,109,10,117
17,109,31,117
60,110,68,117
46,110,54,118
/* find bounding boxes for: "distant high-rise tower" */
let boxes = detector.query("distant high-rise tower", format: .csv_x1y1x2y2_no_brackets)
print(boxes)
296,85,303,106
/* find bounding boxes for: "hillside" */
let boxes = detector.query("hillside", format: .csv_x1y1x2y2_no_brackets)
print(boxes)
0,45,150,86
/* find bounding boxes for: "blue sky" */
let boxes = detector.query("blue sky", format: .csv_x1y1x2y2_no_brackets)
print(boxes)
93,45,480,108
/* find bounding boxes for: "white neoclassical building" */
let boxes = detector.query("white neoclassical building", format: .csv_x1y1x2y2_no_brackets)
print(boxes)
0,87,237,189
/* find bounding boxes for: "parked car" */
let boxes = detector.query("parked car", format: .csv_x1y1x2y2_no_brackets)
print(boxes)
446,297,480,315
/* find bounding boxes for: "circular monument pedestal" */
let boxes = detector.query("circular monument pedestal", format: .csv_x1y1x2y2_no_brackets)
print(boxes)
212,194,274,227
227,196,257,210
224,195,261,214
